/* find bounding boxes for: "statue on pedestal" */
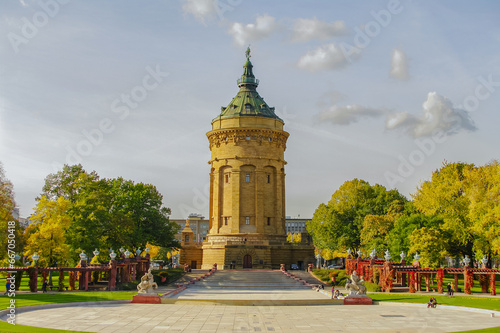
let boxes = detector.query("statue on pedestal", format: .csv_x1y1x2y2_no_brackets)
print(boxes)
345,270,367,296
137,268,158,294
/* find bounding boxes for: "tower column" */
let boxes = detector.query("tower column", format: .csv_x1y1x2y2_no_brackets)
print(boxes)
230,169,241,233
255,169,265,233
211,168,220,234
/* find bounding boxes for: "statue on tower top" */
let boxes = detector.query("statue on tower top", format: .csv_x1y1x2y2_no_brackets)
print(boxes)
245,46,251,59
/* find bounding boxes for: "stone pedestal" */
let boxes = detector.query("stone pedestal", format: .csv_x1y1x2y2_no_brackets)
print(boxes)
343,296,373,305
132,293,161,304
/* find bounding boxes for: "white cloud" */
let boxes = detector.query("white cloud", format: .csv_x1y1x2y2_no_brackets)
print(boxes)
389,48,409,80
228,15,278,46
291,18,347,42
319,104,386,125
182,0,217,24
386,92,476,137
297,43,352,72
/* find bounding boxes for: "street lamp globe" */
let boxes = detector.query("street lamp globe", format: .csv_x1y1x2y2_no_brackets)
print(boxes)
109,250,117,260
136,248,142,256
93,248,100,257
32,252,39,263
463,255,471,267
480,256,488,268
124,249,131,258
357,249,363,258
414,252,420,262
384,249,391,262
79,251,87,261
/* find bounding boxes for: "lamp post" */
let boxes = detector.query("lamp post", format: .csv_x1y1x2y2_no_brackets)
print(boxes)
463,255,471,268
316,253,322,268
369,249,377,260
92,248,99,263
480,256,488,268
32,252,39,267
79,251,87,262
384,249,391,262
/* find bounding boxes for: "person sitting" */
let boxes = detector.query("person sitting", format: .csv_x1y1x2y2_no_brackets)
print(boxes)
334,289,340,299
427,297,437,308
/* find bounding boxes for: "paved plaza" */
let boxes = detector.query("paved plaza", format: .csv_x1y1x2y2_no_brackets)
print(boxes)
4,270,500,332
11,301,500,333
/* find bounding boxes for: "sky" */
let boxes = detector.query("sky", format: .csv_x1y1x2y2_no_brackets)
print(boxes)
1,0,499,219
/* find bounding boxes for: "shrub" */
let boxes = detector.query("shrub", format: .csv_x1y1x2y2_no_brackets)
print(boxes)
365,282,381,292
119,280,138,291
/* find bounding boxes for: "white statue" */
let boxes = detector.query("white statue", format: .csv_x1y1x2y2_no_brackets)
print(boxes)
345,271,367,296
137,268,158,294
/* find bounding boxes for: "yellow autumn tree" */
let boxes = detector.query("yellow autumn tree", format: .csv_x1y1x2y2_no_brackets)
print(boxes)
24,196,72,267
465,161,500,256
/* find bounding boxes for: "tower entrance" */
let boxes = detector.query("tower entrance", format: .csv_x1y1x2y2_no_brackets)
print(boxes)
243,254,252,268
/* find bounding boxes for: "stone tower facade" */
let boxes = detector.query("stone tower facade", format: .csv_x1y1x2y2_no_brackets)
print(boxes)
199,49,314,269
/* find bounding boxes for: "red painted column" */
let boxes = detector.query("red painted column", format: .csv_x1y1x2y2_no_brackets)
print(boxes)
490,273,496,296
108,260,117,291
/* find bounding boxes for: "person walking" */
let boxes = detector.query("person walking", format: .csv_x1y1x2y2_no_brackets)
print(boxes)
4,281,9,295
447,283,452,295
450,282,455,296
42,280,48,293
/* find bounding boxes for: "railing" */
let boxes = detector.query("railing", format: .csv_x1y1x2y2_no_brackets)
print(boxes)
237,77,259,85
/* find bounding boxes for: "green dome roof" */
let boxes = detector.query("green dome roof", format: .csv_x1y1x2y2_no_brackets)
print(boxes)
212,49,282,122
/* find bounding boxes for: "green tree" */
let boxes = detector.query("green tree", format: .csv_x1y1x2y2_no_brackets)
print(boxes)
409,227,449,268
360,214,394,253
41,164,99,202
39,165,180,260
308,179,406,252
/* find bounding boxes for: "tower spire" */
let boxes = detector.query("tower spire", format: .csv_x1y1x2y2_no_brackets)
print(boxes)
238,47,258,88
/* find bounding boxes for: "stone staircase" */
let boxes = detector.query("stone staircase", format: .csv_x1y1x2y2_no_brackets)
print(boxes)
161,269,341,305
189,269,311,290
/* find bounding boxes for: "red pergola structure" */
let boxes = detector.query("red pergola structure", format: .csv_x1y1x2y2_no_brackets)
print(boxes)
346,256,498,295
0,254,151,292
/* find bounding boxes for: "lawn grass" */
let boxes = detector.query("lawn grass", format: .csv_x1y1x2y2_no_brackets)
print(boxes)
0,321,86,333
0,291,135,309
